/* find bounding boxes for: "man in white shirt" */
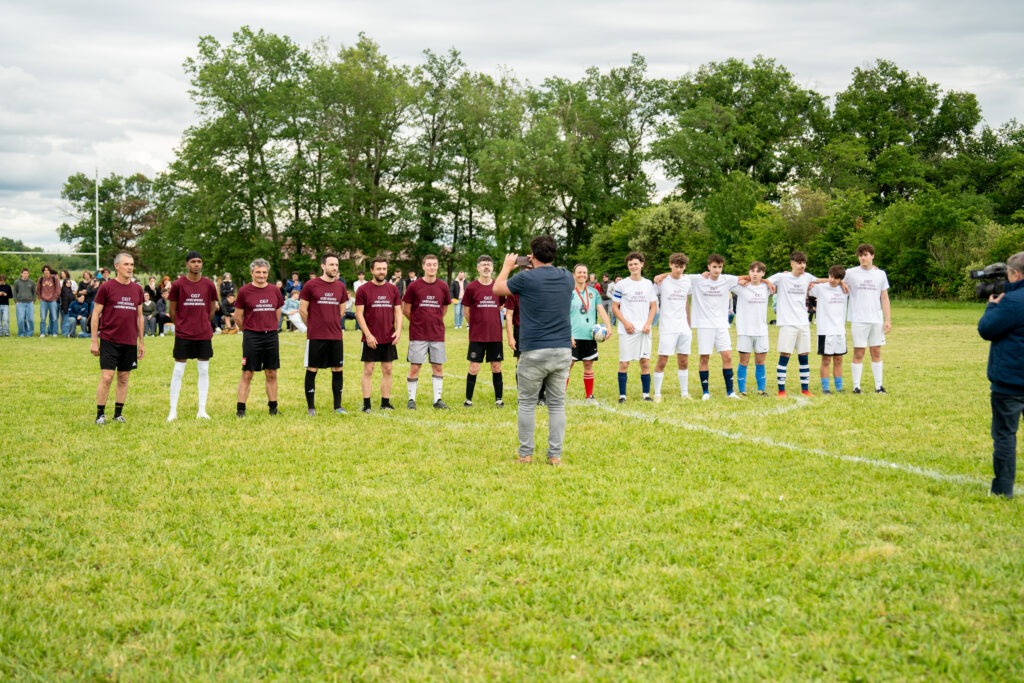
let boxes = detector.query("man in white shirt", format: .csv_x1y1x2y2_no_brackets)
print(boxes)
809,266,850,394
611,252,658,403
844,244,892,394
767,252,818,398
688,254,739,399
731,261,773,396
651,253,692,401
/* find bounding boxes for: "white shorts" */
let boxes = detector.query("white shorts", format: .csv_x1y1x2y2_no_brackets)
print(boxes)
657,329,692,357
737,334,769,354
777,324,811,355
818,334,847,356
696,328,731,355
851,322,885,348
618,331,652,362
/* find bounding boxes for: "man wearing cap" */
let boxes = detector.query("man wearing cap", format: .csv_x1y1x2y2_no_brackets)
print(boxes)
167,250,219,421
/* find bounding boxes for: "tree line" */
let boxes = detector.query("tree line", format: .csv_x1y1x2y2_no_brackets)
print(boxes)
57,27,1024,297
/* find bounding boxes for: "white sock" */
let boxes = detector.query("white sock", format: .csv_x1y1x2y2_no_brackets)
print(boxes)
169,362,186,413
197,360,210,413
852,362,863,389
678,369,689,396
407,378,418,400
652,372,664,396
872,361,883,389
432,375,444,402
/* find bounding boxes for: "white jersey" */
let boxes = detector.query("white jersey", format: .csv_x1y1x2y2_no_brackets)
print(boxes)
844,267,889,323
731,282,770,337
656,275,691,333
688,274,738,329
612,277,657,332
809,284,849,335
767,271,817,326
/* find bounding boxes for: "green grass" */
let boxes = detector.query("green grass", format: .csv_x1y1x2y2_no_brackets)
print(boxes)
2,302,1022,680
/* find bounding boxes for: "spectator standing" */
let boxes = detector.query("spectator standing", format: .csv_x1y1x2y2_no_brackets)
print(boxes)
450,271,467,329
155,289,172,336
285,272,302,295
0,274,12,336
36,265,60,336
90,253,145,424
167,251,219,421
58,270,77,333
220,272,235,304
141,291,157,336
13,268,35,337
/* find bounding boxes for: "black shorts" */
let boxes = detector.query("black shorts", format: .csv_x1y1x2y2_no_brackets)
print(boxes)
468,340,504,363
305,338,344,368
173,337,214,360
100,339,138,372
571,339,599,362
242,330,280,371
361,342,398,363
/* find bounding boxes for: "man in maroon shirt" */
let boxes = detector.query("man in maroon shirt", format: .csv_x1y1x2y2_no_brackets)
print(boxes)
300,253,348,415
402,254,452,409
90,252,144,425
167,250,219,421
355,257,403,413
463,254,505,407
233,258,284,418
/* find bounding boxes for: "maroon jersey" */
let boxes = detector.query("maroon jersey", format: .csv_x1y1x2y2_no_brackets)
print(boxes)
403,278,451,342
94,279,143,345
355,281,401,343
235,283,284,332
464,279,504,342
300,277,347,340
504,294,521,327
169,276,218,340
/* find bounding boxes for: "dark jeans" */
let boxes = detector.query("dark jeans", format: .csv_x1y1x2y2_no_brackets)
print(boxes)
991,391,1024,497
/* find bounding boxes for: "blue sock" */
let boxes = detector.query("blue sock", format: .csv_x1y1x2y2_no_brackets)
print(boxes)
737,365,747,393
700,371,710,395
723,368,734,394
618,372,627,397
776,356,791,392
821,377,831,392
835,376,843,392
640,373,651,395
755,364,766,391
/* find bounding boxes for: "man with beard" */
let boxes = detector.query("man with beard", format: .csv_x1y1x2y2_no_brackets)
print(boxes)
167,251,219,421
355,257,403,413
300,253,349,415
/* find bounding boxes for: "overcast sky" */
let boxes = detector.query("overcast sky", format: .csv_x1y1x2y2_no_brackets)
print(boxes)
2,0,1022,252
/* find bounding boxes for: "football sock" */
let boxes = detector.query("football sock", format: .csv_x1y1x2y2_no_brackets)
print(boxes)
872,361,883,389
332,371,343,409
678,369,689,396
114,402,124,418
466,373,477,401
493,372,503,401
821,377,831,392
197,360,210,413
798,354,810,392
363,397,372,410
380,398,392,408
852,362,863,390
776,355,790,392
618,372,627,397
723,368,734,395
699,370,709,395
96,404,105,419
432,375,444,402
755,364,766,392
305,370,317,409
640,373,651,395
652,371,664,395
834,376,843,392
583,371,594,397
169,361,186,411
407,378,418,400
237,402,246,414
736,364,747,393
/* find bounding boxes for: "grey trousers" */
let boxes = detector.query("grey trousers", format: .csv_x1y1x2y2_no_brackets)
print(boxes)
516,347,572,459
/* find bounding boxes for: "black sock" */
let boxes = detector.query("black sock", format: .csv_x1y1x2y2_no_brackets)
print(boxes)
305,370,317,409
363,397,371,410
268,401,278,415
332,371,343,409
114,402,124,418
466,373,477,401
237,402,246,414
381,398,392,408
96,404,105,418
494,372,503,400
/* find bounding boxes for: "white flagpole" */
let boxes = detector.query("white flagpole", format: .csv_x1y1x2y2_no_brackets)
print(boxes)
94,168,100,270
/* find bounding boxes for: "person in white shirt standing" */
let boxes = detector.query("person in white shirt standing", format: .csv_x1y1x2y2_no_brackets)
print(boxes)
767,251,818,398
611,252,658,403
731,261,774,396
844,243,892,394
651,253,692,401
687,254,739,399
809,265,850,394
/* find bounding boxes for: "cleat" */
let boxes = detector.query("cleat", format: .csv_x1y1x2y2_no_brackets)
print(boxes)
236,410,246,418
516,455,533,464
777,391,787,399
642,394,653,402
757,390,769,397
335,407,348,415
822,389,832,395
95,414,107,425
739,392,747,397
307,408,317,417
433,399,449,410
196,412,211,420
463,400,473,407
618,396,626,404
876,386,887,394
853,387,862,394
113,415,127,423
801,390,813,398
727,393,741,400
268,406,279,415
495,399,504,408
381,404,395,411
585,395,597,404
653,395,663,403
680,393,691,400
407,399,416,410
702,393,711,401
361,407,372,414
166,412,177,422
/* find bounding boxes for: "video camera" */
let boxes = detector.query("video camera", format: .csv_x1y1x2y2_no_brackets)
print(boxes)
970,263,1008,300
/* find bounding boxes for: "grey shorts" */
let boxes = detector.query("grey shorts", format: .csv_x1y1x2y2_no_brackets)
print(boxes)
407,340,446,365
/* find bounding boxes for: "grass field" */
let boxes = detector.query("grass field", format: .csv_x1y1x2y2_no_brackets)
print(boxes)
2,301,1022,680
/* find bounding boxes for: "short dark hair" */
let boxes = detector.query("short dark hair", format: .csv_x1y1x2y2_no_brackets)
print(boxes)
625,251,645,265
669,253,689,267
421,254,438,265
530,235,557,264
749,261,766,273
476,254,493,265
320,253,338,265
790,251,807,263
828,265,847,279
707,253,725,266
369,257,388,269
856,243,875,256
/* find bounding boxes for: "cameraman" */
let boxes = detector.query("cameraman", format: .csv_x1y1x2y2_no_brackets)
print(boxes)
977,251,1024,498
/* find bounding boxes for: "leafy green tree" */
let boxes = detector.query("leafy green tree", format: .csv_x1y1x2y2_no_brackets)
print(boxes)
702,172,765,261
58,172,156,267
